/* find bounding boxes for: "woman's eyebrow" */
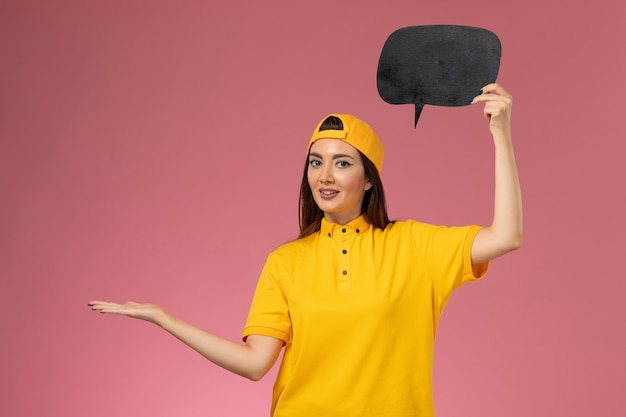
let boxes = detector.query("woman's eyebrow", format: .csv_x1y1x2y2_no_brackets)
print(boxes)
309,152,355,160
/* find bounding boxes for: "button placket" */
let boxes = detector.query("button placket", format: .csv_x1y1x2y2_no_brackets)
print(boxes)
337,227,353,292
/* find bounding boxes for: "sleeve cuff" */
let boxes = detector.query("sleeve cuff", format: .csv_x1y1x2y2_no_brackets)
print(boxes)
242,325,290,344
463,225,489,281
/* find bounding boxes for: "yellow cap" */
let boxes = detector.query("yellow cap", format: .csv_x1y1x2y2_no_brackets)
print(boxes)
307,114,384,173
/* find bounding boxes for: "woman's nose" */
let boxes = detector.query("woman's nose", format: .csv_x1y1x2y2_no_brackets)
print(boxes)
320,165,334,183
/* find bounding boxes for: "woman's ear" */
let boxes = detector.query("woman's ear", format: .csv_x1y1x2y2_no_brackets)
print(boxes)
364,179,373,191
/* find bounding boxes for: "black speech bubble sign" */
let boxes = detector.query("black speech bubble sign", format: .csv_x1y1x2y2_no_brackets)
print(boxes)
377,25,501,126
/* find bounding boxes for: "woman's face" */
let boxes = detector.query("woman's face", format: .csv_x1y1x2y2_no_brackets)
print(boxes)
307,139,372,225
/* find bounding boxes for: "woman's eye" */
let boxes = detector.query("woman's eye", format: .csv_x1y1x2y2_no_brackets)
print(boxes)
337,161,351,168
309,160,321,167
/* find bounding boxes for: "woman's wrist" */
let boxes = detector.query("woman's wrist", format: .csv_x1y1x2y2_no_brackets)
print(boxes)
153,306,173,329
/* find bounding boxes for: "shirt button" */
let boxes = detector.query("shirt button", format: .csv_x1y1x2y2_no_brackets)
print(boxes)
342,228,346,233
356,229,360,233
328,232,331,237
342,249,347,254
342,270,348,275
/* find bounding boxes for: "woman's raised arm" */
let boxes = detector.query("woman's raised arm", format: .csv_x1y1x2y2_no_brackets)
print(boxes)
469,83,523,265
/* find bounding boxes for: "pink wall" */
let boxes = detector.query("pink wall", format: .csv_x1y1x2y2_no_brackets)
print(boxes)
1,1,624,416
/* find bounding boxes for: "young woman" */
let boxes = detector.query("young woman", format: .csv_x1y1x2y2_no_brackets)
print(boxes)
89,83,521,416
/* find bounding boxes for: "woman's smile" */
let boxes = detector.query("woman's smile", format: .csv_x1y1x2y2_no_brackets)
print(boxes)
318,188,339,199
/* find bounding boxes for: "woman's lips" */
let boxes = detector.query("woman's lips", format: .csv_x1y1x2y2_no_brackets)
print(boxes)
319,189,339,200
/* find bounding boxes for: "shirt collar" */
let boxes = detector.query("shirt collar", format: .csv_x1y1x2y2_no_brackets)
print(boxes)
320,215,371,238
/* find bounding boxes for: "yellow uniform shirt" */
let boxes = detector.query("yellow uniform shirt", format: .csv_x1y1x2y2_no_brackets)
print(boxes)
243,215,488,417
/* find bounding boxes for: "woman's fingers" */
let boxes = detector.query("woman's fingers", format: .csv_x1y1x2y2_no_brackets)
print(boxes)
88,300,139,314
88,300,118,311
479,83,512,98
470,83,512,104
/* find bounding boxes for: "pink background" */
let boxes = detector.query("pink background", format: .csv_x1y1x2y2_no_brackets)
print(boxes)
1,1,624,416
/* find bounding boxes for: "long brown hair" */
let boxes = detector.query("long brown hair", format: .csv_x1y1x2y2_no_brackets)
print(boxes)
298,116,391,238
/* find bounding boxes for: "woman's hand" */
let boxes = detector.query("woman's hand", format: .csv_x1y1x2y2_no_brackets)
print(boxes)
471,83,513,138
88,301,167,326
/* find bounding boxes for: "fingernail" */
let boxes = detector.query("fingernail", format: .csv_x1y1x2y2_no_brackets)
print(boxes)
479,89,483,94
87,303,94,306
